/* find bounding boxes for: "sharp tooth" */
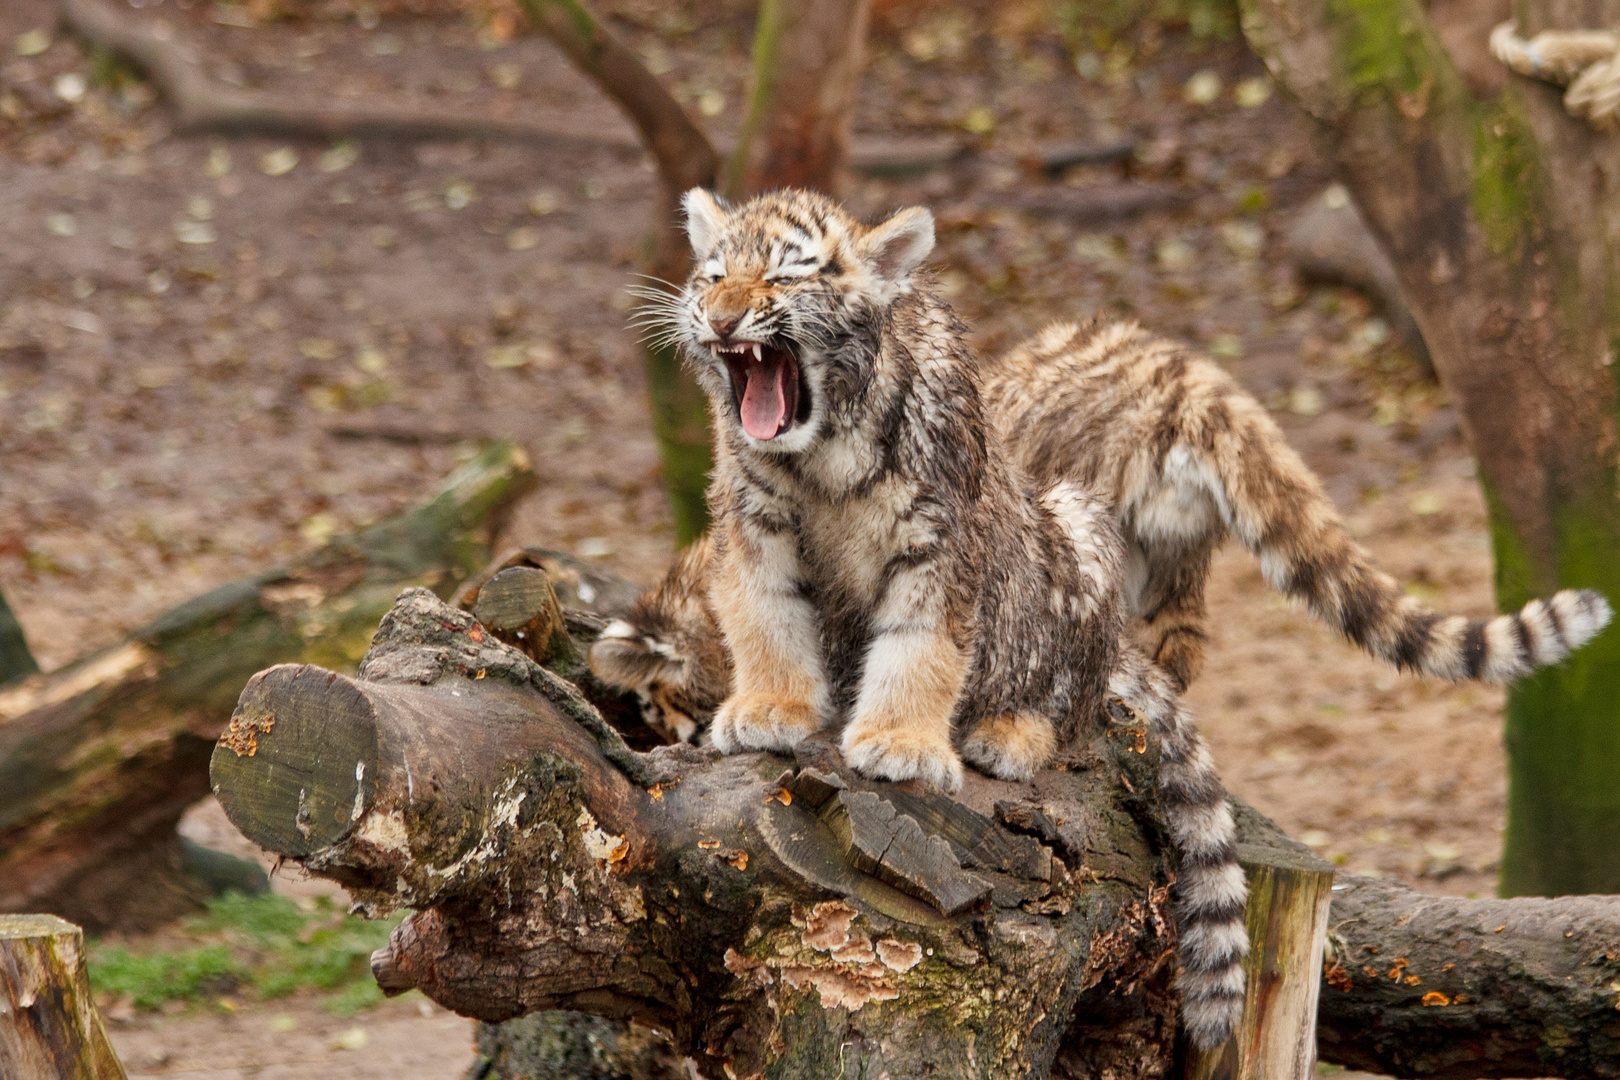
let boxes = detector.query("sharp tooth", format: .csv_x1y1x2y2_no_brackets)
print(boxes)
750,343,762,363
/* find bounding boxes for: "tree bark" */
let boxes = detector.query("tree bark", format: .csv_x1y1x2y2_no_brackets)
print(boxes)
0,586,38,687
512,0,877,543
510,0,718,545
0,441,534,933
0,914,127,1080
1238,0,1620,895
211,587,1215,1078
725,0,874,197
1316,874,1620,1077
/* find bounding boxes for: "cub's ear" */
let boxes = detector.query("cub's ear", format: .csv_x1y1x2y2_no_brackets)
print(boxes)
857,206,935,284
682,188,731,257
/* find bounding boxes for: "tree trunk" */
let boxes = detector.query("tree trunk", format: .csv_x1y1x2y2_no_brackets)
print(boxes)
513,0,719,545
0,586,38,687
1238,0,1620,895
1316,874,1620,1077
0,914,127,1080
725,0,874,197
210,588,1215,1077
0,441,534,932
515,0,876,544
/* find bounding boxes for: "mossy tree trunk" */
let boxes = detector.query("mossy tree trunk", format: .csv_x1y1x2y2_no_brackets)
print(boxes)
0,914,127,1079
1240,0,1620,895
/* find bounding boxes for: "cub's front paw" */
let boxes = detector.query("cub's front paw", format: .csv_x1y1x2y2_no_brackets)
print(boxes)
841,725,964,792
960,712,1056,782
710,694,823,754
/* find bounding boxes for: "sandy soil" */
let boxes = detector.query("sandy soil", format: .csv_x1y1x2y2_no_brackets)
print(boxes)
0,0,1511,1073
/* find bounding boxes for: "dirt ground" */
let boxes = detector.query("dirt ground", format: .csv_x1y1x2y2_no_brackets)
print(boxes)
0,0,1512,1073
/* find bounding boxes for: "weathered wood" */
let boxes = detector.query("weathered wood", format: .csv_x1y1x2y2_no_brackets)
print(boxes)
0,914,127,1080
212,587,1200,1078
470,566,574,665
226,585,1620,1077
821,789,995,917
455,547,670,752
1315,874,1620,1078
1185,822,1334,1080
0,586,37,687
0,441,534,931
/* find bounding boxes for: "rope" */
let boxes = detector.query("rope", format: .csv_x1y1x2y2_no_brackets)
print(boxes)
1490,20,1620,129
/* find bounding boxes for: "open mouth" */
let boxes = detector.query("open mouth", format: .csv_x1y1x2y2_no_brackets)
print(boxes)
715,341,805,441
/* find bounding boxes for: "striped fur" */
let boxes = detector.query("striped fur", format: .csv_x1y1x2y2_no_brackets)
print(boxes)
1107,645,1247,1047
985,318,1612,689
592,188,1248,1050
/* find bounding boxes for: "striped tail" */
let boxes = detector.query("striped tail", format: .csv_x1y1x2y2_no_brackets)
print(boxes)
1109,645,1247,1050
1199,402,1614,681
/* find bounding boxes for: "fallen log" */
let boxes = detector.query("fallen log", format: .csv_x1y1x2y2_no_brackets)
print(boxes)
0,441,534,932
0,914,126,1080
1316,875,1620,1078
211,586,1337,1077
59,0,646,152
60,0,967,183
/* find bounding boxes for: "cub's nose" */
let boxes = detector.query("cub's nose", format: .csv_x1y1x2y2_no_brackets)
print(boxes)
708,314,741,339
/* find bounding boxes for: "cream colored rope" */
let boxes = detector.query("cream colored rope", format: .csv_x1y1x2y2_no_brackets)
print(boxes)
1490,20,1620,129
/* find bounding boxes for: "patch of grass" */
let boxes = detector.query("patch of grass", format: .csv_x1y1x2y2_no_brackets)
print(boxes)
89,893,405,1015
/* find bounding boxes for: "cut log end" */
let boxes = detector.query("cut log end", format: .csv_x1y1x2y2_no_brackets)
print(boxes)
210,665,380,857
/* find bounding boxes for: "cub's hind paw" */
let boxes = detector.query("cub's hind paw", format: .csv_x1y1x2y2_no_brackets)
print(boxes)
960,713,1056,782
841,725,964,792
710,694,823,754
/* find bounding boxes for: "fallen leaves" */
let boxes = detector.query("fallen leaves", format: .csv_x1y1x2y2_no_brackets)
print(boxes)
260,147,299,176
15,29,52,57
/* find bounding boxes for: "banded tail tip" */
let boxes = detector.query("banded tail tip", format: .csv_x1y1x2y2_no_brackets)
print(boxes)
1485,589,1613,681
1179,972,1245,1050
1547,589,1613,651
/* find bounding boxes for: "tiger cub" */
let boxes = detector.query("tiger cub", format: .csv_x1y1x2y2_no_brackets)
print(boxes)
596,300,1611,742
603,187,1249,1048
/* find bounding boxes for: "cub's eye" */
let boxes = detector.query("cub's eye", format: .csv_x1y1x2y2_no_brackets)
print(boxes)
766,262,817,283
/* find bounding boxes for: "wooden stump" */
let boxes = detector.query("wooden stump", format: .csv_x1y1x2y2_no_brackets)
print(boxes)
1184,818,1334,1080
0,914,126,1080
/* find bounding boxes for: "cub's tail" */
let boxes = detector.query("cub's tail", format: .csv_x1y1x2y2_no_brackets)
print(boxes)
987,319,1612,685
1196,392,1613,682
1109,646,1247,1051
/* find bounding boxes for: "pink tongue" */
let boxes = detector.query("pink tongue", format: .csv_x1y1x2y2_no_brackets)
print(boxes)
740,358,788,440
